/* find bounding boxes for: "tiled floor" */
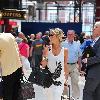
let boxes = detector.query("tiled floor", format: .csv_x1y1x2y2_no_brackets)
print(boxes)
61,76,85,100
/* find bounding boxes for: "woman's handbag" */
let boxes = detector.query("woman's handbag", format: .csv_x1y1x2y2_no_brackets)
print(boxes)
28,64,62,88
18,76,35,100
28,66,53,88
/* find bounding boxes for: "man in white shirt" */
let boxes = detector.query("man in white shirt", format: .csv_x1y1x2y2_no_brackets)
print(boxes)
62,30,82,100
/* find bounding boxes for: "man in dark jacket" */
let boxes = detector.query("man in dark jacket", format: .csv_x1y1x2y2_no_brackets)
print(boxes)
82,21,100,100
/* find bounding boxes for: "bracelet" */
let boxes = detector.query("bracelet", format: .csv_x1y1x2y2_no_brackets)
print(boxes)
43,56,48,61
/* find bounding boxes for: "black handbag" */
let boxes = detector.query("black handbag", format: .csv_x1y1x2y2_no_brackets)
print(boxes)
28,63,63,88
18,76,35,100
82,45,96,77
28,66,53,88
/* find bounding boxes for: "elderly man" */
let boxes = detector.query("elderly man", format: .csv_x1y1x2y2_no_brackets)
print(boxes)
82,21,100,100
62,30,82,100
0,33,22,100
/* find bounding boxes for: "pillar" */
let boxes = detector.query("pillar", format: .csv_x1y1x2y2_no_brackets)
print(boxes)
95,0,100,21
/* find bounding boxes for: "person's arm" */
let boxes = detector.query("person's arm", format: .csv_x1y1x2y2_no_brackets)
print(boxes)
78,45,82,72
29,41,35,57
64,48,69,81
26,45,30,58
29,46,33,57
41,45,49,68
78,56,82,72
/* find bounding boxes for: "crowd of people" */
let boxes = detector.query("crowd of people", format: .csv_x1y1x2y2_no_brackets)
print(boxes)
0,21,100,100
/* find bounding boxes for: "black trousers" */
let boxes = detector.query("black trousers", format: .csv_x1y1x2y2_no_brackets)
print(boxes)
2,67,22,100
0,81,3,98
83,77,100,100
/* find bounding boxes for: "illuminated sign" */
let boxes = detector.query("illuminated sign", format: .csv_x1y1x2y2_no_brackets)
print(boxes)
0,9,26,20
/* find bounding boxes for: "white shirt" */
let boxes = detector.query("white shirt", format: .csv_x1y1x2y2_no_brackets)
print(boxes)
62,40,82,63
47,47,65,82
91,36,100,47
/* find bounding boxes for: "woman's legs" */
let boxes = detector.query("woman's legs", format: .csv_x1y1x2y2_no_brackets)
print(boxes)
33,84,46,100
45,84,64,100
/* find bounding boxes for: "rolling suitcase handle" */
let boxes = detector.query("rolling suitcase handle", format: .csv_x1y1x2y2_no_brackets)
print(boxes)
61,84,71,100
68,85,71,100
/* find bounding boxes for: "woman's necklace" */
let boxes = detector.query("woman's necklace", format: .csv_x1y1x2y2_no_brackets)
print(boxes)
52,46,61,56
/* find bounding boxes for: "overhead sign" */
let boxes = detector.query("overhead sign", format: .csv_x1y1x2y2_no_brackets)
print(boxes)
0,9,26,20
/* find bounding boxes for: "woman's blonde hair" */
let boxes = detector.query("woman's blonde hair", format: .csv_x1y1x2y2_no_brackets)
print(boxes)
50,28,64,42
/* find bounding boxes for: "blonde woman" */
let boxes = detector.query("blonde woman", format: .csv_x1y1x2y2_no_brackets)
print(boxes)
39,28,69,100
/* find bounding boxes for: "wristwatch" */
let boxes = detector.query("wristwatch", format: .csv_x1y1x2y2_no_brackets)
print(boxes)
43,56,48,61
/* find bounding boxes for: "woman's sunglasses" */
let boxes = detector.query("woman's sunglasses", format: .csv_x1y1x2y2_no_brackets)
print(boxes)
49,34,54,37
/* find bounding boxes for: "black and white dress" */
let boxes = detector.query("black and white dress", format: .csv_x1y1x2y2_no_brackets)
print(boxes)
44,47,65,100
33,46,65,100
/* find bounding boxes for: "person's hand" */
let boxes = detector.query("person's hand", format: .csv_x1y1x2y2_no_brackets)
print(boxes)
41,45,49,68
77,65,81,73
82,58,87,64
41,59,48,68
64,79,68,87
80,71,86,76
43,45,49,56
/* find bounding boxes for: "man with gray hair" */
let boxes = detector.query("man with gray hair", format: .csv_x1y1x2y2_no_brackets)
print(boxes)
82,21,100,100
62,30,82,100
